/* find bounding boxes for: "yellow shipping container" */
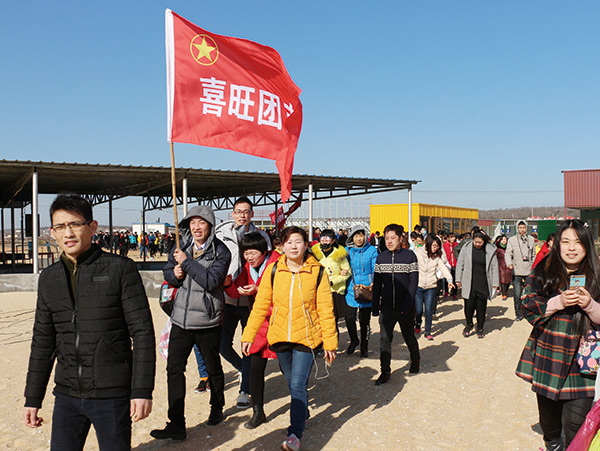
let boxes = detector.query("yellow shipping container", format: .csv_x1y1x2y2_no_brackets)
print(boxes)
370,203,478,235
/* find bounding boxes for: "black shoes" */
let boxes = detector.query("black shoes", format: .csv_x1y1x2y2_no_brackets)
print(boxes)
462,325,473,337
360,347,368,358
245,405,266,429
207,408,224,426
150,423,186,440
375,372,391,385
346,340,359,355
195,379,209,393
477,330,485,339
409,359,420,374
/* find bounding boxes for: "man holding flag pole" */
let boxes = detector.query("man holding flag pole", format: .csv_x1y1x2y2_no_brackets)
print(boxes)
153,9,304,442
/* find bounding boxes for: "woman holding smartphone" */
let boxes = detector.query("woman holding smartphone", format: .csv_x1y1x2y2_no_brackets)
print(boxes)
241,226,337,451
516,220,600,450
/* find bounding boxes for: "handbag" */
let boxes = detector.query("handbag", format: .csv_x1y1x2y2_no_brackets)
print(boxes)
576,330,600,375
159,281,177,316
158,318,172,361
349,252,373,303
353,283,373,302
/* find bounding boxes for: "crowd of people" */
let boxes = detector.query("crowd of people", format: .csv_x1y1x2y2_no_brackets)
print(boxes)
22,193,598,451
92,229,177,258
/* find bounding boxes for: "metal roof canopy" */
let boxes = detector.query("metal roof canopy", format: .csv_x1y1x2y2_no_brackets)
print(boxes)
0,160,419,211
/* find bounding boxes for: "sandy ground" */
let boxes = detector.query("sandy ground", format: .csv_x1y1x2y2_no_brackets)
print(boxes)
0,291,545,450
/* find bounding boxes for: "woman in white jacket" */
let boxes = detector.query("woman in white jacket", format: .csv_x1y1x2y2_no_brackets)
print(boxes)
415,235,455,340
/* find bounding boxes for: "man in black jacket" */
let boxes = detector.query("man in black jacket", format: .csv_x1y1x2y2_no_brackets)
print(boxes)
23,195,155,451
372,223,420,385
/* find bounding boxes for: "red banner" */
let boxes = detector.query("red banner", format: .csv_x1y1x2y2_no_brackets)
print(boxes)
165,9,303,202
269,200,301,231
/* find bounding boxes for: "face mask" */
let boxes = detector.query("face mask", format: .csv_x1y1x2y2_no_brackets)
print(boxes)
321,243,333,252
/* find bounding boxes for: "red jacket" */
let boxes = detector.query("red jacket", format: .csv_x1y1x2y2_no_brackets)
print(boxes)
532,242,550,269
443,241,458,268
225,250,281,358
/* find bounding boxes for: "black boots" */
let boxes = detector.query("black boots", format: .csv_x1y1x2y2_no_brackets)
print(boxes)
150,422,186,440
206,407,224,426
244,404,266,429
346,340,359,355
544,438,564,451
360,341,368,357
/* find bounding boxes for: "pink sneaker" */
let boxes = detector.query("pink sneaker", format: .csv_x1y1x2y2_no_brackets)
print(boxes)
425,334,434,341
281,433,300,451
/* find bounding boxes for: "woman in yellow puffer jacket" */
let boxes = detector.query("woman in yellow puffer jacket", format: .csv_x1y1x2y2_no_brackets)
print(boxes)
241,226,337,451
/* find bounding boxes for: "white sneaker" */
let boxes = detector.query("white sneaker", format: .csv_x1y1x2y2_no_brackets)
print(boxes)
236,391,250,409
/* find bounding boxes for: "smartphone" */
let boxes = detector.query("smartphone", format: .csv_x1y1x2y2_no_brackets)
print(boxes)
570,275,586,289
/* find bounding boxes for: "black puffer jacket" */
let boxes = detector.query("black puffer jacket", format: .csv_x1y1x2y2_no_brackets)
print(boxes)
24,245,156,408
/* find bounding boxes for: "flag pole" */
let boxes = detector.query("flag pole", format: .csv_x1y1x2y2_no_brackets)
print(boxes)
170,142,180,250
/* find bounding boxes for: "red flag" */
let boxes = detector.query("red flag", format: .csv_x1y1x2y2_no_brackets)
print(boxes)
165,9,303,202
269,207,285,226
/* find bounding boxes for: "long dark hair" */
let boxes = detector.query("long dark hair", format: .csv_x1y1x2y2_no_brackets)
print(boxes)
425,234,443,259
495,234,507,248
533,220,600,335
472,230,490,253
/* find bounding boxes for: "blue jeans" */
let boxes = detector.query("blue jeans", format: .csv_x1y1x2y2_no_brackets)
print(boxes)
414,287,436,334
513,275,527,319
276,349,314,439
193,344,208,378
220,303,250,393
51,393,130,451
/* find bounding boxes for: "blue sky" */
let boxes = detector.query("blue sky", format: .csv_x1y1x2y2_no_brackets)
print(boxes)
2,1,598,225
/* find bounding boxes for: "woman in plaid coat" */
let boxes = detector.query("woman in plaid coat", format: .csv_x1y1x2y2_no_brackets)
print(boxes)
516,220,600,450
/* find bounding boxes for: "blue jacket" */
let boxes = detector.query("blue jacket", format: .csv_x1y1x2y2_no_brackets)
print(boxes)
345,244,378,308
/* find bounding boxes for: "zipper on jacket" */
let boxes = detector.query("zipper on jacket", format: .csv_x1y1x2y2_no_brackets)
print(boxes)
72,262,83,396
392,251,396,309
288,273,295,342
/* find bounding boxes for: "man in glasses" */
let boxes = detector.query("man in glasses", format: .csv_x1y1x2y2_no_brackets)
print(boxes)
215,196,271,409
23,194,155,450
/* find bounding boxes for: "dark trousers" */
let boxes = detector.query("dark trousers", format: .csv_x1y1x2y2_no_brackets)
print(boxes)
379,309,420,374
249,353,269,407
537,394,593,447
345,306,371,346
51,393,130,451
332,292,347,322
464,291,488,332
220,303,250,393
500,283,510,297
167,324,224,431
513,275,527,319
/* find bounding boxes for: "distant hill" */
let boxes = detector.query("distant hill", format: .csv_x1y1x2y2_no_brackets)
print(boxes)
479,206,579,220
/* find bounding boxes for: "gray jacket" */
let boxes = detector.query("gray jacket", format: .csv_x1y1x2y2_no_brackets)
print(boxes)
163,205,231,330
214,219,271,307
505,234,536,276
455,241,499,300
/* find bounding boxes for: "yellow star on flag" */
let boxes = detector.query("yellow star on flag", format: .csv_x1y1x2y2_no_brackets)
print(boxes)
193,37,216,63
